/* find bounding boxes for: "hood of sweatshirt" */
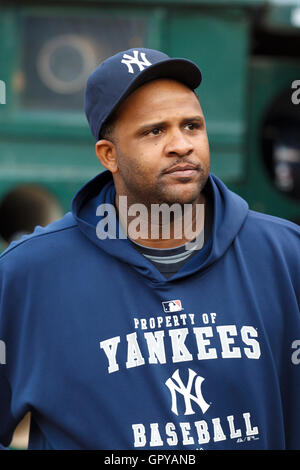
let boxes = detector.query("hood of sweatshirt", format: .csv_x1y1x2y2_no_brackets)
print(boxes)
71,170,249,283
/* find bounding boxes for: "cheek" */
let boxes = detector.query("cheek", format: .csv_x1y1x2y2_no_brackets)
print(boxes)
118,151,155,185
197,140,210,165
123,147,159,174
196,134,209,151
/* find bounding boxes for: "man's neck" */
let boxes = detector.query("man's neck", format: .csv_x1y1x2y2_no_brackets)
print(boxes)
115,193,206,249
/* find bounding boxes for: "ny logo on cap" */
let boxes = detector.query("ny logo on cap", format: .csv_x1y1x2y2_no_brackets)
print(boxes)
121,50,152,74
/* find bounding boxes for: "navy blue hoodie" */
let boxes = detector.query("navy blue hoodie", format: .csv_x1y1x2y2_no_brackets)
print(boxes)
0,170,299,450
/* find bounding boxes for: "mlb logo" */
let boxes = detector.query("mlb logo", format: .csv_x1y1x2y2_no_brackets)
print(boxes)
162,300,183,313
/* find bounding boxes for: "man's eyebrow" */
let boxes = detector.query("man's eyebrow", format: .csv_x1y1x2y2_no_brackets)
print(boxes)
136,116,205,134
181,116,205,125
136,120,168,134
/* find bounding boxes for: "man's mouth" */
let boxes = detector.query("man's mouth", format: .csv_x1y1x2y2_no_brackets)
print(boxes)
162,164,199,178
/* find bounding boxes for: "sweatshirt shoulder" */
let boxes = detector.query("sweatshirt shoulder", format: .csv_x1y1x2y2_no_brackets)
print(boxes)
243,209,300,251
0,212,79,267
247,209,300,234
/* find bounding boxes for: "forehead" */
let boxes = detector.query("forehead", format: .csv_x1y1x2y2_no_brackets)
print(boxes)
115,78,203,124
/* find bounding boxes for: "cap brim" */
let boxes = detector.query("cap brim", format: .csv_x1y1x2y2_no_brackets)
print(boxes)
125,58,202,95
99,58,202,138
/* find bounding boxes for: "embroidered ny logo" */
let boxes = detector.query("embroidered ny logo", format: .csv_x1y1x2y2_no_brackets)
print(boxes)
165,368,210,416
121,50,152,74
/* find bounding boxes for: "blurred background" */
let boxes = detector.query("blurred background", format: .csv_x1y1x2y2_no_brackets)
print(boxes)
0,0,299,449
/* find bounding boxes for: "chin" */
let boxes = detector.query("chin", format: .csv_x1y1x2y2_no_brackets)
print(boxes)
163,190,201,206
174,181,205,201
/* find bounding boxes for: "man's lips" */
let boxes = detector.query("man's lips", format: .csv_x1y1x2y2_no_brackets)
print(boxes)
162,164,199,178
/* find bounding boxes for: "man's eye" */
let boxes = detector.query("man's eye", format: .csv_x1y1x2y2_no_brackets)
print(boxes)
150,128,162,136
186,123,199,131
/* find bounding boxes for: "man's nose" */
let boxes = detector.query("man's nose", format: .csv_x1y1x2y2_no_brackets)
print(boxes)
164,129,194,157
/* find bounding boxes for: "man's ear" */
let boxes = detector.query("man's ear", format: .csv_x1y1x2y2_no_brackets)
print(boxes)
95,140,119,174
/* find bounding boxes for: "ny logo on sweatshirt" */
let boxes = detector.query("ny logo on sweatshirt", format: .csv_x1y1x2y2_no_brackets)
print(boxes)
165,368,210,416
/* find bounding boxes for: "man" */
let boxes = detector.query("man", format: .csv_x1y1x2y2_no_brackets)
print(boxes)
0,48,299,450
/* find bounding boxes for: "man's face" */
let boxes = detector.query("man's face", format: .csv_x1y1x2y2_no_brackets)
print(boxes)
108,78,210,206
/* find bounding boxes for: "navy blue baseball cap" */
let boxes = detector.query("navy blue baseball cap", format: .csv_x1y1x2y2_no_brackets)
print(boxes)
84,48,202,140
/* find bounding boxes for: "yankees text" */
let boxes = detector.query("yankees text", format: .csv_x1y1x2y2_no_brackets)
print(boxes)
99,324,261,374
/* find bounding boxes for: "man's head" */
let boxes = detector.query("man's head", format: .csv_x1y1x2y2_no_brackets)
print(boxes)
85,48,202,141
85,48,210,207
